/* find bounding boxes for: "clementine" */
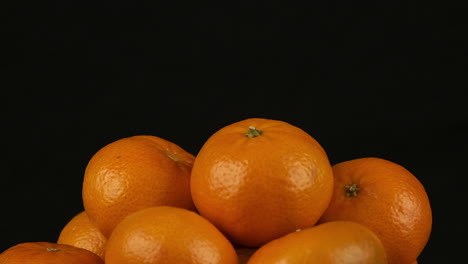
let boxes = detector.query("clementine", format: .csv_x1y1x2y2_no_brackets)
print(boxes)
247,221,388,264
82,135,196,237
319,157,432,264
104,206,238,264
0,242,103,264
190,118,334,247
57,211,107,259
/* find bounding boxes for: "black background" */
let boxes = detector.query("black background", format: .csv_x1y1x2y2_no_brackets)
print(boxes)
4,2,466,263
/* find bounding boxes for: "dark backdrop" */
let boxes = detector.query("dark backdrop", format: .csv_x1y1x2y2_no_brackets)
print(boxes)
4,2,466,262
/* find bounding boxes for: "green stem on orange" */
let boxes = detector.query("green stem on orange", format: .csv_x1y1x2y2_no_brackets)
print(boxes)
245,126,262,138
345,183,360,197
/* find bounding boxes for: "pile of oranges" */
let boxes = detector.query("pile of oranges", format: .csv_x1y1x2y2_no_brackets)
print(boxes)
0,118,432,264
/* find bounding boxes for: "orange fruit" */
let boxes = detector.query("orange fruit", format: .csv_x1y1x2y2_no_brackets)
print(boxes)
0,242,103,264
57,211,107,259
82,135,196,237
190,118,334,247
319,157,432,264
104,206,238,264
247,221,388,264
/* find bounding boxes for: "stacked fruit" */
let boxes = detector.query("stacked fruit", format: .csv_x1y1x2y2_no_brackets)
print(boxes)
0,118,431,264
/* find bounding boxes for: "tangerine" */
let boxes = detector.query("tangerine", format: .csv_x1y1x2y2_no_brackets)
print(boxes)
191,118,334,247
104,206,238,264
319,157,432,264
82,135,196,237
247,221,388,264
0,242,103,264
57,211,107,259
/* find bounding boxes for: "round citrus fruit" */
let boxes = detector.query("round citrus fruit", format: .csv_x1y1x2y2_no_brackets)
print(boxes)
319,157,432,264
190,118,334,247
0,242,103,264
57,211,107,259
104,206,238,264
82,135,196,237
247,221,388,264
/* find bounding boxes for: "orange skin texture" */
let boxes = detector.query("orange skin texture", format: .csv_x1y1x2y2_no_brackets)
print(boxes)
82,135,196,237
247,221,388,264
191,118,334,247
57,211,107,259
319,157,432,264
0,242,104,264
104,206,238,264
